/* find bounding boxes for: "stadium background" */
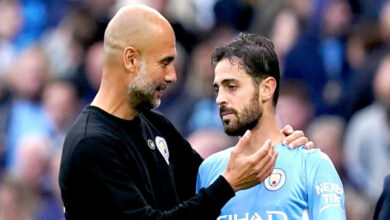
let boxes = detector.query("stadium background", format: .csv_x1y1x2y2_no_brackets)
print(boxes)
0,0,389,219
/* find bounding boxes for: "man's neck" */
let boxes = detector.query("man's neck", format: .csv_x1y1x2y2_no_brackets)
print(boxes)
91,83,138,120
242,110,285,155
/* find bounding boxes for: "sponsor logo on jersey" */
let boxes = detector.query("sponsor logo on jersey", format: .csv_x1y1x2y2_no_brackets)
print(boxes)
147,139,156,150
218,211,287,220
315,182,344,212
155,136,169,165
264,168,286,191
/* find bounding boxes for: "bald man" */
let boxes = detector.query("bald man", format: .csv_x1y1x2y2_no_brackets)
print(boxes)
59,4,308,219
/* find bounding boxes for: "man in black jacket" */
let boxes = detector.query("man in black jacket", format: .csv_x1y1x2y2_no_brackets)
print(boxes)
59,4,309,219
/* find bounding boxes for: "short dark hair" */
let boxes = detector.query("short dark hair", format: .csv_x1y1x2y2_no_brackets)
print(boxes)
212,33,280,106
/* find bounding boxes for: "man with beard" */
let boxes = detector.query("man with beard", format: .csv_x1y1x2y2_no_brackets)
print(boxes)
59,5,310,220
196,33,346,219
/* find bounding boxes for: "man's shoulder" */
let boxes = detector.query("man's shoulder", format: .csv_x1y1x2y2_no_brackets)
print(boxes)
300,148,340,182
62,108,125,162
277,144,326,159
67,106,123,141
197,148,232,189
205,147,232,161
276,145,335,172
275,144,313,160
200,147,232,170
302,148,333,165
142,110,176,127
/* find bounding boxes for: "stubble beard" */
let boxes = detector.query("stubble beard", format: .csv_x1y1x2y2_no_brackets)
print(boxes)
222,92,262,136
127,64,159,112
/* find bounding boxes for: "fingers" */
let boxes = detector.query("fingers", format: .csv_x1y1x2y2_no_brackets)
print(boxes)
282,130,305,149
281,124,293,135
257,151,278,182
232,130,251,154
305,141,314,149
252,139,272,159
223,138,277,191
251,139,274,176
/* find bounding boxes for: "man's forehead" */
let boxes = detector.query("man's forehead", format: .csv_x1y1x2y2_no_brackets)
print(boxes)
160,46,176,60
148,39,176,58
214,58,247,82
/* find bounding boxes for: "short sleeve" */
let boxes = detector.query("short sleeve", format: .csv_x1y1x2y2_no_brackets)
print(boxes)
306,150,346,220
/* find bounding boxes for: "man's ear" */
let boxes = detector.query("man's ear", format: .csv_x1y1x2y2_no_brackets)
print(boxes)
260,77,277,102
123,46,140,73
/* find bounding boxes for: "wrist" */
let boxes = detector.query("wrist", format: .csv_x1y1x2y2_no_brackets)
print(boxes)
222,172,237,192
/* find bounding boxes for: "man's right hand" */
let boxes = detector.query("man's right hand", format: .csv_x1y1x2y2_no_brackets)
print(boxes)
222,130,278,192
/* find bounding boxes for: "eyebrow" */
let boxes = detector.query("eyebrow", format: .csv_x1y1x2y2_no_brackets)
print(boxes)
213,78,238,87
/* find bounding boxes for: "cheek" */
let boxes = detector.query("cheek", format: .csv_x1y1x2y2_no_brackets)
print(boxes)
146,67,164,83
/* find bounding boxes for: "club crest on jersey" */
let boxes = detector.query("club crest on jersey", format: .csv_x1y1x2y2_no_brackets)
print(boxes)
155,136,169,165
264,168,286,191
147,139,156,150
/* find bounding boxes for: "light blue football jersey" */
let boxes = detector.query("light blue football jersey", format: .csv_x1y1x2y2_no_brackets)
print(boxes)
196,144,346,220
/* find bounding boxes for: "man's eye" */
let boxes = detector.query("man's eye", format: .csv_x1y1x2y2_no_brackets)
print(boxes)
213,86,219,94
227,85,237,90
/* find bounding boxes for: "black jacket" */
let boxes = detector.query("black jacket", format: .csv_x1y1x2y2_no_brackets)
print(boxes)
59,106,234,219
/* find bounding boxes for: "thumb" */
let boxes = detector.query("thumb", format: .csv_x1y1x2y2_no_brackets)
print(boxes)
234,130,251,153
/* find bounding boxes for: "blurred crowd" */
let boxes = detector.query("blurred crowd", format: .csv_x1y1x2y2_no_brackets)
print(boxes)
0,0,389,219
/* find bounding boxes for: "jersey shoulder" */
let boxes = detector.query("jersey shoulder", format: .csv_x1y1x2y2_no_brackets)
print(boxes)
198,148,232,178
302,148,335,168
201,147,232,169
278,145,333,165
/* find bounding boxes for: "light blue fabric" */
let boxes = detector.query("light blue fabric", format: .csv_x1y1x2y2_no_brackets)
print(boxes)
197,144,346,219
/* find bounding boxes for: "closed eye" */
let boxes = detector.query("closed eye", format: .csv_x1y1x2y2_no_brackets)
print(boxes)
227,85,237,90
160,56,174,67
226,84,237,91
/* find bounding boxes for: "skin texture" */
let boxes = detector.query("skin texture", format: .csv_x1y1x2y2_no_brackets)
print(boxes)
213,58,305,190
91,4,176,120
214,58,284,155
213,58,283,190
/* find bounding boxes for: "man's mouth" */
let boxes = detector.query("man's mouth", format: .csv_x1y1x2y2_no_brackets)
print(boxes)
154,84,168,97
220,107,235,119
220,111,233,117
156,83,168,92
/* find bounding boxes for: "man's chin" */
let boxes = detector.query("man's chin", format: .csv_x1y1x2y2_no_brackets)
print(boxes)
223,119,259,137
224,127,247,137
135,101,155,112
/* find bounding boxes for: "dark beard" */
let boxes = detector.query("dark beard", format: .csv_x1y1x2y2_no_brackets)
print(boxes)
135,100,154,112
129,90,154,113
225,117,259,136
222,91,262,136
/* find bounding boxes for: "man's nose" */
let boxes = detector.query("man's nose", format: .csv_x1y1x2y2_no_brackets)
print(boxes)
165,65,177,83
215,90,226,106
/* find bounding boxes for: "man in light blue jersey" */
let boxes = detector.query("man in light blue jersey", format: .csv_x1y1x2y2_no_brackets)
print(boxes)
196,33,345,219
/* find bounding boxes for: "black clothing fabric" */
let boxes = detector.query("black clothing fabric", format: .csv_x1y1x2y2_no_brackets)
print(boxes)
59,106,234,219
374,175,390,220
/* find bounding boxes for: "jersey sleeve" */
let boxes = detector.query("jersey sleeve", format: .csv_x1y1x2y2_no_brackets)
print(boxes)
305,150,346,220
